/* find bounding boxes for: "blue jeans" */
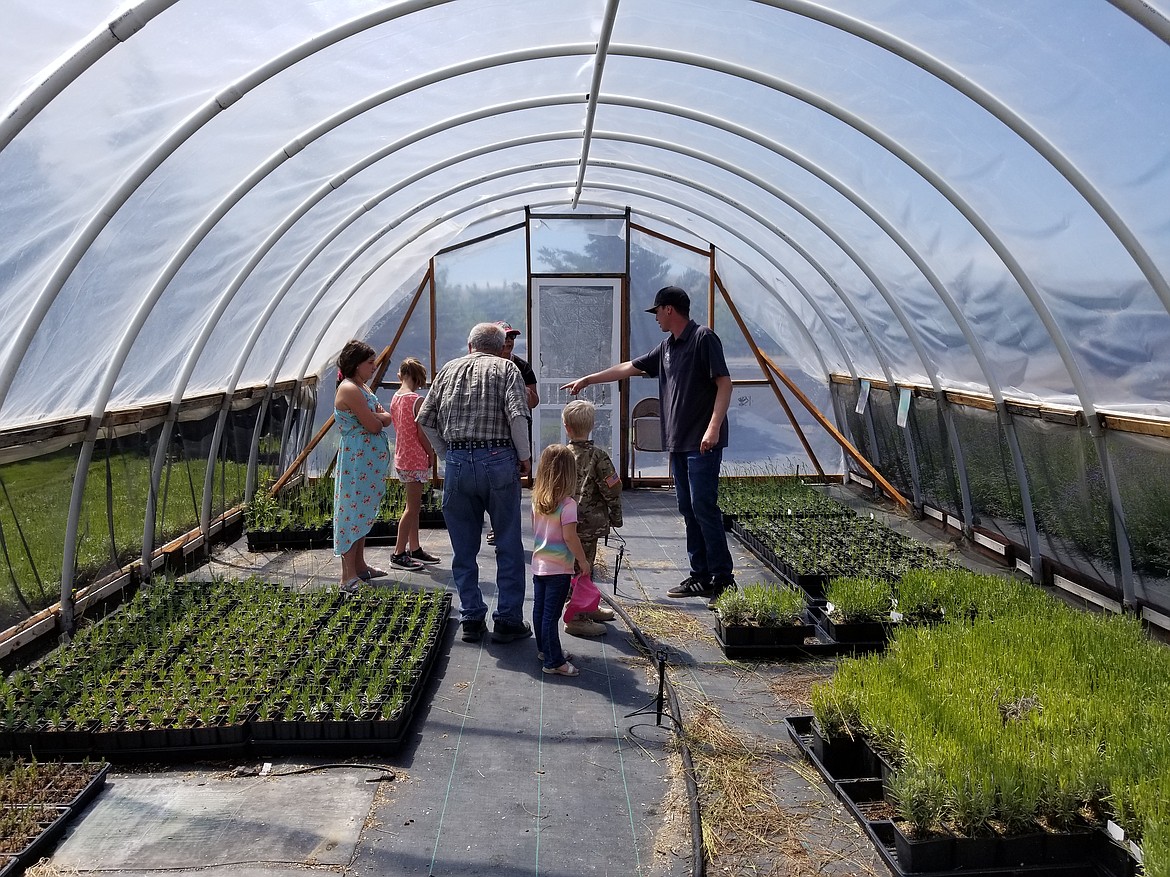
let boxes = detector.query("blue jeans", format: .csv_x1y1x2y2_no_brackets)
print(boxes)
671,448,733,582
532,573,572,669
442,447,526,625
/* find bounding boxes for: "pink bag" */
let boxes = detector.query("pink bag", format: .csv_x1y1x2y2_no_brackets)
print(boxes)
563,572,601,623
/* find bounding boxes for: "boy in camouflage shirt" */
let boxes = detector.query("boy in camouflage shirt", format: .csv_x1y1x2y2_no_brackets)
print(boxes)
562,400,623,635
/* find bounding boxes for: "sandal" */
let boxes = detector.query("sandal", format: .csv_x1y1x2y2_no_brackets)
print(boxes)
340,577,363,595
359,567,388,580
542,662,579,677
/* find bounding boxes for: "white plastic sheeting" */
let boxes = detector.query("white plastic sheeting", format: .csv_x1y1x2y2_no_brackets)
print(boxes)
1,0,1169,431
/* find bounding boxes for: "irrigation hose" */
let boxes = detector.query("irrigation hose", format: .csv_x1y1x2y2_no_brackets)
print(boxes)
0,474,44,605
0,513,32,616
602,592,706,877
263,762,397,782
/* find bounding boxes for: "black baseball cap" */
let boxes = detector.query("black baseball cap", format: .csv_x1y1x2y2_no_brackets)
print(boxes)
645,286,690,313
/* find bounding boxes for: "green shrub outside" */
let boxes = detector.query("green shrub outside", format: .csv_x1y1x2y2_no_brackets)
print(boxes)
0,447,248,628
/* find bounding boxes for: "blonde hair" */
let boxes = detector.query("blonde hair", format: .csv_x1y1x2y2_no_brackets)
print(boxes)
533,444,578,516
398,356,427,388
562,399,595,437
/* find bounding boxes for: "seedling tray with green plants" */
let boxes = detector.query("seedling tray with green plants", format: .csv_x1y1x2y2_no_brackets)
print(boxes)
787,715,1102,876
719,471,851,527
711,581,861,659
729,506,955,601
788,575,1166,877
0,759,109,874
245,477,444,551
812,576,896,646
0,578,450,760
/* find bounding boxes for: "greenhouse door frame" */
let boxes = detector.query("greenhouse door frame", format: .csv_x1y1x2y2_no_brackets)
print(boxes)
529,276,625,476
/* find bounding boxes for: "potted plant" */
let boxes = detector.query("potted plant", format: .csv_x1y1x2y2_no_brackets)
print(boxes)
797,601,1163,877
893,569,946,625
887,757,955,873
807,682,872,781
713,581,814,651
818,577,894,644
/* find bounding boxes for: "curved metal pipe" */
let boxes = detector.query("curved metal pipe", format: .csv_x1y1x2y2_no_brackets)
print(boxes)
288,175,858,397
0,0,177,152
141,105,862,480
108,72,1062,556
752,0,1170,320
608,44,1131,596
0,0,467,415
0,42,1083,436
572,0,621,207
599,153,962,510
1106,0,1170,44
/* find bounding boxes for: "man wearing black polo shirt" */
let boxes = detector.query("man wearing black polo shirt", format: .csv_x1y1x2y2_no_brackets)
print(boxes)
562,286,735,604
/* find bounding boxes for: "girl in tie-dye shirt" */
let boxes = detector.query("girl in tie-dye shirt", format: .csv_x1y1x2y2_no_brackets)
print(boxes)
531,445,592,677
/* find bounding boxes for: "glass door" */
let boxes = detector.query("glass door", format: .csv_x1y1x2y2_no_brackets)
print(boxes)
531,278,622,467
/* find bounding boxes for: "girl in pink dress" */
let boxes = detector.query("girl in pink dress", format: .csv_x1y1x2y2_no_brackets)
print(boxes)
389,357,439,570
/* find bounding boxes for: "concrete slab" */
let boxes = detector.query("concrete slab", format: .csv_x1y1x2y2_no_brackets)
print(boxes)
54,767,382,871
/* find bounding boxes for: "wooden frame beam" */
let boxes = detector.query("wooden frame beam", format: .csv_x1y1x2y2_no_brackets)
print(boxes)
714,271,825,478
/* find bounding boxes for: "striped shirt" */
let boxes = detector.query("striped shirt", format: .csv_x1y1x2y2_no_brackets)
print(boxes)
416,351,529,445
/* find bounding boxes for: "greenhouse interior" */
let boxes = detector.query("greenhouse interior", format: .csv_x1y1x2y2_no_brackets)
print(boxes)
1,1,1168,876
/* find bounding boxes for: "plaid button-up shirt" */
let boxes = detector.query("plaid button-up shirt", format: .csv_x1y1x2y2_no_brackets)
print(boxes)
416,351,529,445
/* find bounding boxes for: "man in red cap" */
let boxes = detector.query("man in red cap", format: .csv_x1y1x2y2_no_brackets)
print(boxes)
496,321,539,409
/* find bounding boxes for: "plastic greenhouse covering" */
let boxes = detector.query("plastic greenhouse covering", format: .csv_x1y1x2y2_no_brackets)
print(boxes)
0,0,1168,631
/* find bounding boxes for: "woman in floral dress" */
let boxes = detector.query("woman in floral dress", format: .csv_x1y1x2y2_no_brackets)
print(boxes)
333,340,392,592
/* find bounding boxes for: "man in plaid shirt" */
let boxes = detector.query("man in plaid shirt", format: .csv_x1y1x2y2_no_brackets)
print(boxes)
417,323,533,645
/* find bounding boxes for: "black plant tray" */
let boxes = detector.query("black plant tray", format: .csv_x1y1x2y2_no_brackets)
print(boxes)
2,806,72,872
728,520,829,598
246,527,332,551
785,715,1124,877
15,600,451,763
6,733,90,761
0,762,110,812
713,610,885,660
249,717,411,758
249,603,450,758
717,619,816,645
0,763,110,874
246,512,446,551
369,514,450,540
48,722,251,762
713,618,855,660
53,761,111,812
820,614,891,645
804,604,890,652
